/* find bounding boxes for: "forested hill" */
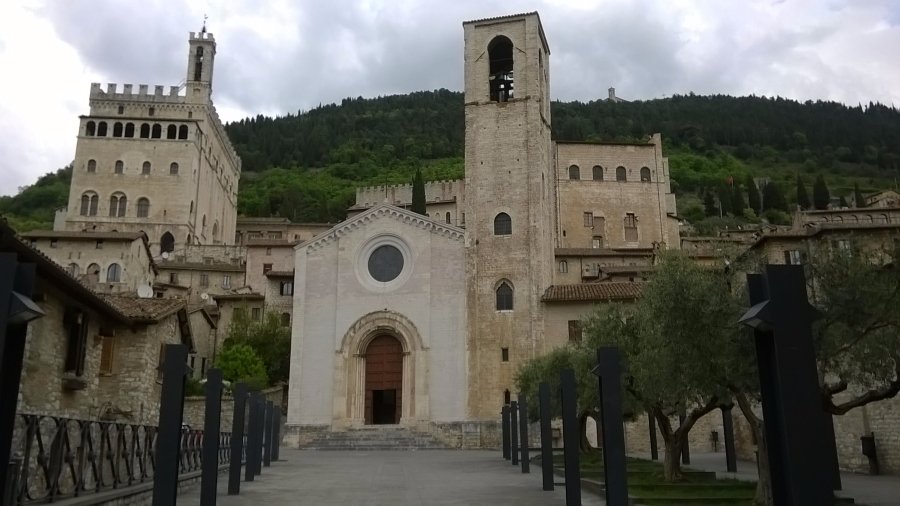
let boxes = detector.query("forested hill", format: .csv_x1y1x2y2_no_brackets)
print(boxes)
3,91,899,230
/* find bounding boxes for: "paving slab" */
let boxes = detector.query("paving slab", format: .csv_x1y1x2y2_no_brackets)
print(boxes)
180,449,604,505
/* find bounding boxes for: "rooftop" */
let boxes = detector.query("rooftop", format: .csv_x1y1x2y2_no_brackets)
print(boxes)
542,282,644,302
555,248,655,257
20,231,146,241
265,270,295,278
101,295,186,322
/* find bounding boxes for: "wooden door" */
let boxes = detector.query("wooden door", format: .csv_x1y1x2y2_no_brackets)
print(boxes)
364,335,403,424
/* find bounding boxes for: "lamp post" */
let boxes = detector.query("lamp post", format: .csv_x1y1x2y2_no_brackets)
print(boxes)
0,254,43,500
738,265,834,505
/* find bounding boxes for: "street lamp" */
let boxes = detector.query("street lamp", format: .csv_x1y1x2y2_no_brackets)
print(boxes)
7,291,44,325
737,300,773,332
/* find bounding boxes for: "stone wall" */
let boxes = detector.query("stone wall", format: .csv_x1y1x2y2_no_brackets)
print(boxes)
183,385,286,433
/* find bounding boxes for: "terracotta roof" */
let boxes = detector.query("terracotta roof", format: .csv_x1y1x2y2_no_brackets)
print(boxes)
187,304,218,329
542,282,643,302
101,295,186,322
0,218,130,323
601,266,654,274
555,248,655,257
265,270,294,278
158,261,245,272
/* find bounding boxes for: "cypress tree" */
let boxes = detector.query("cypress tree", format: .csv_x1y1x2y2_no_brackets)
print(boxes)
731,183,746,215
745,174,762,214
762,182,788,212
703,192,718,217
411,168,427,215
854,183,867,208
813,174,830,210
717,185,733,216
796,175,811,210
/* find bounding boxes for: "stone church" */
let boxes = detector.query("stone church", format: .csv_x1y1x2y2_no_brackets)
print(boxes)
285,12,678,444
26,11,677,447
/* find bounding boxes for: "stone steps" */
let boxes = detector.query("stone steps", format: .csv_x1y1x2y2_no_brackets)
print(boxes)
300,426,449,451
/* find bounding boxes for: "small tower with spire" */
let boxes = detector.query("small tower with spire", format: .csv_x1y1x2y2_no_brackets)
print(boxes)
185,16,216,104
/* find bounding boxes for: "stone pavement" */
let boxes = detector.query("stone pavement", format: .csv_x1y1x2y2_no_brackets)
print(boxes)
674,452,900,506
180,449,605,505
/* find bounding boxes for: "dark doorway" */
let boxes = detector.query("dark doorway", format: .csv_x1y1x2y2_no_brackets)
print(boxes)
365,335,403,424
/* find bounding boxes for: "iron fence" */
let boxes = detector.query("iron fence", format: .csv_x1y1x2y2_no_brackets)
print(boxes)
8,413,231,505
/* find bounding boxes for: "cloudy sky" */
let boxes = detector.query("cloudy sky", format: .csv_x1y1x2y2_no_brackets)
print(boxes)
1,0,899,196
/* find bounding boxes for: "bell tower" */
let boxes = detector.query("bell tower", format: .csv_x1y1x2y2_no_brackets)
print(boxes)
185,27,216,104
462,13,556,419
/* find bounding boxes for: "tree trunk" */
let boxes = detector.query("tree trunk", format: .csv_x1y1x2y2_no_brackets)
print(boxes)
662,437,684,481
578,410,600,454
734,391,772,506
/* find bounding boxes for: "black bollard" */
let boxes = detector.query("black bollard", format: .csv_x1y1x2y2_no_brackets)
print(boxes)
649,413,659,460
501,405,511,460
679,413,691,464
151,344,189,506
518,393,530,474
538,383,554,491
245,393,261,481
200,368,224,506
228,383,248,495
510,400,519,466
252,396,265,476
272,407,281,462
722,405,737,473
263,400,274,467
560,369,581,506
595,347,629,506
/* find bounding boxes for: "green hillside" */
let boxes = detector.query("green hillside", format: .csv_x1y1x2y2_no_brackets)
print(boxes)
3,91,898,230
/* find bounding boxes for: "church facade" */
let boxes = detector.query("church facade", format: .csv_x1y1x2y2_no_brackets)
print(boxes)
285,12,678,444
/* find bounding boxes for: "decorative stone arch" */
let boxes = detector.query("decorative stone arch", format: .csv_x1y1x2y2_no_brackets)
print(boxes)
336,310,427,426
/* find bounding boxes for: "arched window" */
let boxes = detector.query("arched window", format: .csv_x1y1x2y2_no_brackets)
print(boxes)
142,161,151,175
865,215,874,223
640,167,651,182
568,165,580,180
87,159,97,173
280,313,291,327
86,121,96,136
80,192,99,216
592,165,603,181
624,213,638,242
189,201,194,214
202,215,207,231
106,263,121,283
445,212,451,224
113,122,123,137
494,212,512,235
178,125,189,139
67,263,80,277
170,162,179,175
140,123,150,138
97,122,108,136
496,281,513,310
86,263,101,284
194,46,205,81
212,222,219,241
160,232,175,254
166,125,177,139
834,216,844,224
151,124,162,139
124,123,135,137
109,193,127,217
488,36,514,102
616,166,627,181
114,160,124,174
137,197,150,218
559,260,568,273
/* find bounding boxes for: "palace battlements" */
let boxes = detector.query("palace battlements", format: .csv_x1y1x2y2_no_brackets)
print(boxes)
90,82,187,103
355,179,465,206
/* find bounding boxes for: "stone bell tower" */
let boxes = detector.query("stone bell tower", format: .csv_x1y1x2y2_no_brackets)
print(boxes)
462,13,557,419
185,27,216,104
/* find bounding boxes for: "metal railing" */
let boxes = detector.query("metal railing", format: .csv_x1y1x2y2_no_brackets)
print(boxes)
8,413,231,505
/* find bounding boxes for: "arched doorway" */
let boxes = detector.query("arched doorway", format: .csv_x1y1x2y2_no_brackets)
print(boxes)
365,335,403,424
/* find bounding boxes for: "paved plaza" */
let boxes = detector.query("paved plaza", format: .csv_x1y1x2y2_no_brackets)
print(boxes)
181,449,604,505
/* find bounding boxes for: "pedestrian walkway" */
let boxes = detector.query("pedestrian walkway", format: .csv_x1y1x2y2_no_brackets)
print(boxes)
180,449,604,505
675,452,900,506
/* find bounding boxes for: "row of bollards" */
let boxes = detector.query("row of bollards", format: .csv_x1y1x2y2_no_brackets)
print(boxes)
499,347,630,506
151,343,282,506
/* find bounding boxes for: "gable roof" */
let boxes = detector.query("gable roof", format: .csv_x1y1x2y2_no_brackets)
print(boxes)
542,282,643,302
101,295,186,322
301,204,465,253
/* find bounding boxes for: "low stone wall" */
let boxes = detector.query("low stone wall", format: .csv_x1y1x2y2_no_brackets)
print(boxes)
183,385,285,432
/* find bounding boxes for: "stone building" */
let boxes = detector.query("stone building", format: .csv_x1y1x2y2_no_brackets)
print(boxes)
55,29,240,256
285,12,679,445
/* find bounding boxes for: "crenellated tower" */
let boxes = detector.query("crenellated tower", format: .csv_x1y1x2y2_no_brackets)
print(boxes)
462,12,557,419
59,30,240,257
